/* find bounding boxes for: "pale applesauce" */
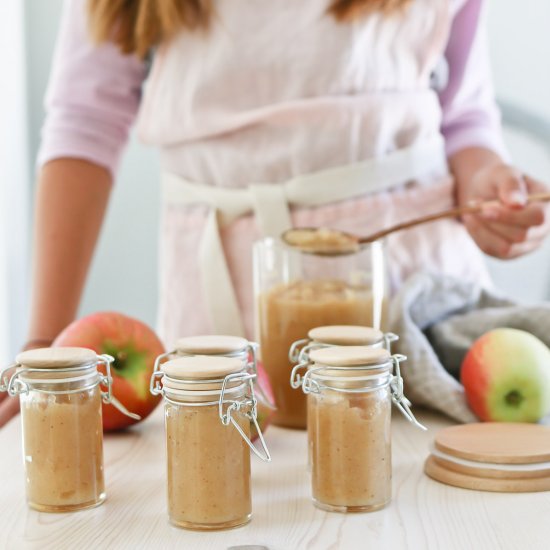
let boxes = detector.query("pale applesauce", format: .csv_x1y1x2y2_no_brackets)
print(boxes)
258,279,384,428
165,401,251,529
21,387,105,512
309,387,391,511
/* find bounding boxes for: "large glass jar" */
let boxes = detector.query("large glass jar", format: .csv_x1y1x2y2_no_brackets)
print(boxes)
293,346,423,513
0,347,114,512
150,355,270,530
254,237,388,428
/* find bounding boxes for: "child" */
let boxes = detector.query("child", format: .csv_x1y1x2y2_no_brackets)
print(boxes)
1,0,548,425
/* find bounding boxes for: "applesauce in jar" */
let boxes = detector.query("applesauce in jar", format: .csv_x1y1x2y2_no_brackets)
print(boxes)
258,279,385,428
150,355,270,530
0,348,113,512
295,346,422,513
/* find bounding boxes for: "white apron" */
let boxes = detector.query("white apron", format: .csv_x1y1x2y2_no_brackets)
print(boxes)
135,0,490,347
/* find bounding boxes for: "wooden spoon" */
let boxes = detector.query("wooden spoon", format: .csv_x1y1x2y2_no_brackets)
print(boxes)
282,193,550,256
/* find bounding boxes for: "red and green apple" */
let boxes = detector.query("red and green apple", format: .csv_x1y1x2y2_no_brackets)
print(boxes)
461,328,550,422
53,311,165,431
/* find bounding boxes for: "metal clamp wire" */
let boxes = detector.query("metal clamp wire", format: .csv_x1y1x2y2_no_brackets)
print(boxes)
297,342,326,364
301,364,393,395
3,362,101,396
383,332,399,351
290,359,311,389
288,338,310,363
151,349,177,394
391,389,427,431
97,354,114,403
0,364,17,393
219,372,271,462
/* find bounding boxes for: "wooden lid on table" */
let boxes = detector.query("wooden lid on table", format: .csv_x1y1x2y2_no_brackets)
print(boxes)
175,335,248,355
434,423,550,464
308,325,384,346
425,423,550,493
16,347,97,369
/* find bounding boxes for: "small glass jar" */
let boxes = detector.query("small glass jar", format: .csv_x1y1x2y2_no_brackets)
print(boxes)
294,346,424,513
290,326,397,472
289,324,398,365
0,347,114,512
150,355,271,530
254,237,388,429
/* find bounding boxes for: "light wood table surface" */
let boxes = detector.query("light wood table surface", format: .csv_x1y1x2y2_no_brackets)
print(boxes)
1,406,549,550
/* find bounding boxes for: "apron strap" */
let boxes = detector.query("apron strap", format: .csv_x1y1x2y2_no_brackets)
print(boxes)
284,137,448,205
250,184,293,238
199,209,246,336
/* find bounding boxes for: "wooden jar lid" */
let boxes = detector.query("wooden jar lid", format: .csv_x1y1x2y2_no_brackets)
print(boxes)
434,423,550,464
16,347,97,369
162,355,243,380
175,335,248,355
309,346,390,368
308,325,384,346
425,423,550,493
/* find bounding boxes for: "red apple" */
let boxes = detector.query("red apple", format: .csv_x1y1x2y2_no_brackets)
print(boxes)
251,358,276,442
461,328,550,422
53,311,165,431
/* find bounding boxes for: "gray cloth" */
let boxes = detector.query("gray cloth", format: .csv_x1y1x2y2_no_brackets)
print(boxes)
389,273,550,423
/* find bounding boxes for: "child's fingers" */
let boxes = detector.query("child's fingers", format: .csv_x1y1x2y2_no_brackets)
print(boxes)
480,220,530,244
463,214,512,258
494,166,528,207
480,202,546,228
505,236,546,260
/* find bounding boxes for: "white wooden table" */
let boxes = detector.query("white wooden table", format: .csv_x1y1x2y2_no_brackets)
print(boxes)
1,407,549,550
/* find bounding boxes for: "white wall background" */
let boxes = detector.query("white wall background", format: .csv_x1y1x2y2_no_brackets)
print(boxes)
486,0,550,302
0,0,30,363
13,0,550,358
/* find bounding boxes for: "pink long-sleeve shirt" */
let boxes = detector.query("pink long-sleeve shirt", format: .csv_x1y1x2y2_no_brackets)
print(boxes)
38,0,505,179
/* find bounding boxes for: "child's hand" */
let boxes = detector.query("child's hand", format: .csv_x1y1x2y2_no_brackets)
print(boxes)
461,163,550,259
0,340,50,428
0,397,20,429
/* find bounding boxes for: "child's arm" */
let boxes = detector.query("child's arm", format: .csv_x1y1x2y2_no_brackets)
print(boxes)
0,159,111,427
440,0,549,258
0,0,146,426
27,159,112,344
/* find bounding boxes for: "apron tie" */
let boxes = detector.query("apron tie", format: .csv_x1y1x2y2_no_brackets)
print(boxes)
162,135,448,337
199,209,246,336
249,184,293,238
